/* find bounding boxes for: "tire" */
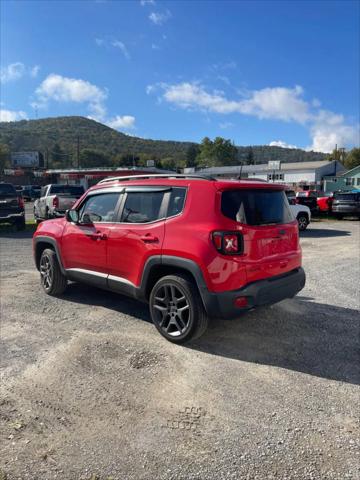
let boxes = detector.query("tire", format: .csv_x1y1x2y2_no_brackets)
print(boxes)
39,248,67,295
149,274,208,344
297,214,308,231
336,214,344,220
15,218,26,231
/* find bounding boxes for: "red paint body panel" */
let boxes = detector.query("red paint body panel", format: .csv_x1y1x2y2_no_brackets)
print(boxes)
33,178,302,296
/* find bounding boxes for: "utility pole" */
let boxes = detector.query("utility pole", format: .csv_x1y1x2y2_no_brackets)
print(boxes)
77,135,80,169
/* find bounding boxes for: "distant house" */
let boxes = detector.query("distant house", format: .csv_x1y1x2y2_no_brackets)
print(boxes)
323,165,360,193
193,160,345,190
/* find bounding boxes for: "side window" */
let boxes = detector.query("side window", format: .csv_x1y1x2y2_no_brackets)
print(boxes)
41,186,47,197
121,191,165,223
79,193,120,223
168,187,186,217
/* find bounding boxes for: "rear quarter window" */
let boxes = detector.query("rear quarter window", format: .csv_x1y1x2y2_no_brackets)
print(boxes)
221,189,293,226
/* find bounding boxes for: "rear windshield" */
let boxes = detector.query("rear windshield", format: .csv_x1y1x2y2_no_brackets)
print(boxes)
334,193,358,201
50,185,84,195
0,184,16,196
221,189,293,226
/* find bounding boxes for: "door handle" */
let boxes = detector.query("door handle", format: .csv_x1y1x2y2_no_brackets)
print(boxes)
90,232,108,241
140,234,159,243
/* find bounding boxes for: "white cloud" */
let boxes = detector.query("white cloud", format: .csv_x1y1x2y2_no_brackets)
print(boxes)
148,80,358,152
0,63,25,83
1,62,41,83
269,140,298,149
140,0,155,5
149,10,171,25
111,40,130,59
107,115,136,130
95,37,130,59
0,109,28,122
30,65,40,78
35,73,108,119
150,82,310,123
308,110,359,153
219,122,234,129
151,43,160,50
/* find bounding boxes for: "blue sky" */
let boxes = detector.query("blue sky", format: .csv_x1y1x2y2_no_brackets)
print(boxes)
0,0,359,152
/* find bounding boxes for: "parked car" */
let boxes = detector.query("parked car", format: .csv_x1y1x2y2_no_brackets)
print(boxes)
316,191,333,213
285,190,311,230
22,185,41,202
34,184,85,222
33,174,306,344
0,182,25,230
296,190,318,212
332,191,360,219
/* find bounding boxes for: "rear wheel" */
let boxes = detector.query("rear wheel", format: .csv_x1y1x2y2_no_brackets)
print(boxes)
149,274,208,344
297,214,308,231
39,248,67,295
336,214,344,220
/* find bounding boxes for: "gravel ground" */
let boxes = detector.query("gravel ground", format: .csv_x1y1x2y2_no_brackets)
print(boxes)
0,219,359,480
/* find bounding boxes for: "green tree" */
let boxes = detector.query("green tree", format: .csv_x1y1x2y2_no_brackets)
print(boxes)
79,149,112,168
197,137,238,167
186,144,200,168
344,148,360,169
246,147,254,165
50,143,68,168
0,143,10,171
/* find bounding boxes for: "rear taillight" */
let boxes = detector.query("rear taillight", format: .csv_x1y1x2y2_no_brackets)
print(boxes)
18,196,24,208
295,198,300,204
212,231,243,255
53,196,59,208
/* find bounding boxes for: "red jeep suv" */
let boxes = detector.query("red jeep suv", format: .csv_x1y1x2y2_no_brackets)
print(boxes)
33,174,305,343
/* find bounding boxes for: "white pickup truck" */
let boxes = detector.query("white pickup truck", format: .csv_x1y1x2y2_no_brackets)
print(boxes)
286,189,311,231
34,184,85,223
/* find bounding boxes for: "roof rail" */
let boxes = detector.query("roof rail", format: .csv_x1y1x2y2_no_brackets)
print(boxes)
98,174,217,184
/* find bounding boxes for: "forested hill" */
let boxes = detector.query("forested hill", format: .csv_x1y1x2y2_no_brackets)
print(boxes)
0,116,326,168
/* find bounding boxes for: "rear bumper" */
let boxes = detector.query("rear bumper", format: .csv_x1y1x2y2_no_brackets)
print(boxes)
201,267,306,319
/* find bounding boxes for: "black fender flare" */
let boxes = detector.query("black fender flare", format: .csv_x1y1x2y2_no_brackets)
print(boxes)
139,255,212,313
33,236,66,275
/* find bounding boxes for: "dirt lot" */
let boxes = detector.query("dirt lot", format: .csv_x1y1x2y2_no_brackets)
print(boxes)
0,219,359,480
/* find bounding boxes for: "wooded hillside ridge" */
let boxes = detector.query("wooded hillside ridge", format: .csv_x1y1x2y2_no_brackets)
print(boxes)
0,116,328,170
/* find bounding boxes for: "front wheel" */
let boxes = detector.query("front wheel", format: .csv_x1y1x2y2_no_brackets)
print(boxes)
39,248,67,295
297,214,308,231
149,274,208,344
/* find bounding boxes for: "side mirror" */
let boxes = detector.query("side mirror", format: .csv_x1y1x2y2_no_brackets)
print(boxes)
65,209,79,223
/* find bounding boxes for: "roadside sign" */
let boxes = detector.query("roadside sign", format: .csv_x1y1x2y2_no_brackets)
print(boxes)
146,159,155,167
268,160,281,170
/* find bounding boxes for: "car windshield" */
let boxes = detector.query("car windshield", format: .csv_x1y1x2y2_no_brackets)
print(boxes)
0,184,16,196
50,185,84,195
221,189,293,225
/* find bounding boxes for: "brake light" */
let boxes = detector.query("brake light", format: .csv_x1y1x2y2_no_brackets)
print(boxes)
18,196,24,208
212,231,243,255
53,196,59,208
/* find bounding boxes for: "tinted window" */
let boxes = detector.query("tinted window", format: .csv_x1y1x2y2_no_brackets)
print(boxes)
79,193,120,223
168,187,186,217
50,185,84,195
121,191,165,223
0,184,16,196
221,189,293,226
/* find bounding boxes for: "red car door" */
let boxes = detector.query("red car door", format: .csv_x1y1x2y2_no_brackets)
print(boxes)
106,187,168,291
61,191,122,287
